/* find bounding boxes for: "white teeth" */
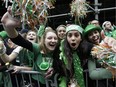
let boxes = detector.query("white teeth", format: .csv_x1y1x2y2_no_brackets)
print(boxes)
93,36,99,41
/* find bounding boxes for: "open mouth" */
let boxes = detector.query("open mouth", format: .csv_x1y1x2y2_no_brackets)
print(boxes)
49,43,56,47
47,43,57,51
29,38,34,40
94,38,98,42
93,36,99,42
71,43,76,46
28,38,35,42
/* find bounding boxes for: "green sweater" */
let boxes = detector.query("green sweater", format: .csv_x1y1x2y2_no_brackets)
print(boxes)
88,57,112,80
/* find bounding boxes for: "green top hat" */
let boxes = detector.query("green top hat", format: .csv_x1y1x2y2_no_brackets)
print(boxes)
83,24,102,37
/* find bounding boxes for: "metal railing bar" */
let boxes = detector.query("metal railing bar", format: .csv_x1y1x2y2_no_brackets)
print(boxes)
15,74,19,87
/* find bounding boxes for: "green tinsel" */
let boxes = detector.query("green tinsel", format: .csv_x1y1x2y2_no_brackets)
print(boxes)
73,52,85,87
59,40,85,87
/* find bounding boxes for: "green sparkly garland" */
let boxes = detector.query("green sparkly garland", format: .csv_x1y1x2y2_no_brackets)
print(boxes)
73,52,85,87
59,40,85,87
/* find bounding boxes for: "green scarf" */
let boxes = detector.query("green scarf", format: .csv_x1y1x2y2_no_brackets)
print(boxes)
73,51,85,87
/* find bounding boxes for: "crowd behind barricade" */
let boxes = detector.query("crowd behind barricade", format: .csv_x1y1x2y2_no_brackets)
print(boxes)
0,7,116,87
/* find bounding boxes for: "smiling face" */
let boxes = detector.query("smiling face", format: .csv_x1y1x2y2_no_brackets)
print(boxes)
67,30,82,50
87,30,100,44
56,25,66,40
26,31,37,43
44,31,58,52
104,22,113,30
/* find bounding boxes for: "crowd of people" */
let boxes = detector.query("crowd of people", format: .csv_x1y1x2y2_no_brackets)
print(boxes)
0,6,116,87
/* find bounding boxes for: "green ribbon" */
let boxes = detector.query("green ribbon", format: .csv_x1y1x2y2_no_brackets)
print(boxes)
37,25,45,37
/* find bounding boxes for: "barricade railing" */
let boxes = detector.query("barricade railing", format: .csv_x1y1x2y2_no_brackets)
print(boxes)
83,69,116,87
4,70,59,87
2,69,116,87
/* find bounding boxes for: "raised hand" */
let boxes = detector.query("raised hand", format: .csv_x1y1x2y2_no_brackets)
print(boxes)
1,6,21,38
1,6,21,29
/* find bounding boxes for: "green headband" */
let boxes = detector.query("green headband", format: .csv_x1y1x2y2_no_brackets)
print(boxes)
66,24,83,34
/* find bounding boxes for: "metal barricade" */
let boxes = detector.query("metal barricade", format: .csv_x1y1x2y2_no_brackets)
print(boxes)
83,69,116,87
3,69,116,87
4,70,59,87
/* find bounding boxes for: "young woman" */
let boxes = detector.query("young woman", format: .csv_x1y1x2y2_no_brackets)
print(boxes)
59,24,93,87
1,6,58,86
84,24,115,87
56,24,66,41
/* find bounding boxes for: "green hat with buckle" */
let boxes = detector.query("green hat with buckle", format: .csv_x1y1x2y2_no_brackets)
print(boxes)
84,24,102,37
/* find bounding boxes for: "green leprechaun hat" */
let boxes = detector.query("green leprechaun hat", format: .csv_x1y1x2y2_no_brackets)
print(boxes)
83,24,102,38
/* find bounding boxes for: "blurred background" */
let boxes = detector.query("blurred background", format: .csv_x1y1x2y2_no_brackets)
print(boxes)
0,0,116,30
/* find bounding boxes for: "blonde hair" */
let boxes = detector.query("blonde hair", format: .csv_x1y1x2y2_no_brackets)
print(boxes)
56,25,66,31
39,29,57,54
